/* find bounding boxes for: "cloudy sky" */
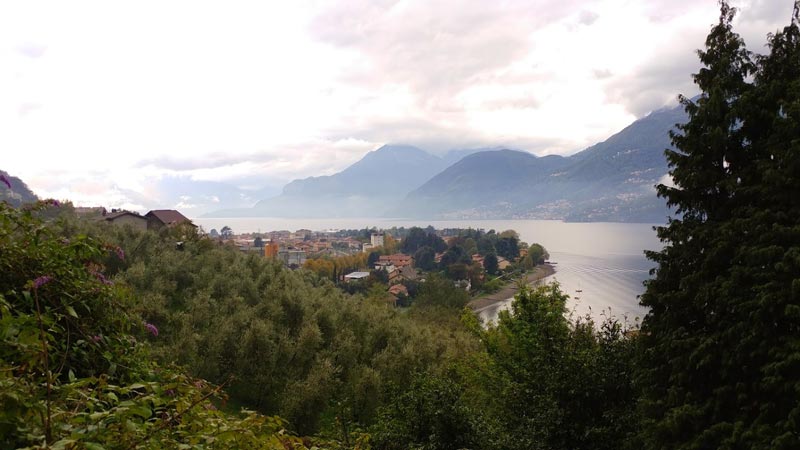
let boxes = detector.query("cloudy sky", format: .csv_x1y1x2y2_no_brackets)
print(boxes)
0,0,792,214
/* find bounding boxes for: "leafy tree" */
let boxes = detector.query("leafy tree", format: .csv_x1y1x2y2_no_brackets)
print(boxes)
413,246,437,271
445,263,469,281
370,374,479,450
639,3,800,448
522,243,549,269
220,225,233,239
439,245,470,268
484,253,499,275
413,274,470,310
495,236,519,260
528,243,548,264
477,235,496,256
498,229,519,240
401,227,446,254
371,267,389,283
463,237,478,256
382,233,399,253
475,284,639,450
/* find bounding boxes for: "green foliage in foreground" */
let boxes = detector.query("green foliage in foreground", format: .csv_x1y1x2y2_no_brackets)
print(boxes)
0,202,316,449
33,204,639,449
56,215,480,438
371,284,640,450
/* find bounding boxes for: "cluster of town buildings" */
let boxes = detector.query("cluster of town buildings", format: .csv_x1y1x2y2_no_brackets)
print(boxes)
229,230,387,267
82,208,519,304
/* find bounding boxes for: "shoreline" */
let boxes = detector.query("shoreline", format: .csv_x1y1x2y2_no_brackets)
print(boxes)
468,263,556,311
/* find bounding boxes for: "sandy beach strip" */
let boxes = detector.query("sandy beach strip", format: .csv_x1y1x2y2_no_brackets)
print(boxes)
468,263,555,310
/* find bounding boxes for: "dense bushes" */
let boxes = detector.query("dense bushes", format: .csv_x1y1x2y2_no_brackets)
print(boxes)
0,202,308,449
54,216,481,437
370,283,640,450
2,202,641,448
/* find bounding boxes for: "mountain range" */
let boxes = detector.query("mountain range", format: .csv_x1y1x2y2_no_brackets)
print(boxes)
4,102,685,223
210,101,685,222
400,103,685,222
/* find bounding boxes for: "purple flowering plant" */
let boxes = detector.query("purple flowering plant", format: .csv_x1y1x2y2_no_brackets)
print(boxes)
144,322,159,337
32,275,54,289
1,191,303,448
91,270,113,286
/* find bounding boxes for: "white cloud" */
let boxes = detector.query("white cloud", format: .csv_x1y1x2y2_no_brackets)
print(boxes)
0,0,790,210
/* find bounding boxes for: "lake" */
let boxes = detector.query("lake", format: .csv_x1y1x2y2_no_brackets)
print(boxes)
195,217,663,323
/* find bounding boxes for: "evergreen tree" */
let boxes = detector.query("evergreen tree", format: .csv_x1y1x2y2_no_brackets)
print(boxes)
484,253,499,275
639,2,800,448
367,250,381,266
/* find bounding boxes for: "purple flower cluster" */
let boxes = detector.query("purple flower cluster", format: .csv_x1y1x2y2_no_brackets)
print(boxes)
114,246,125,261
91,335,103,343
91,270,113,286
144,322,159,337
33,275,53,289
0,174,10,189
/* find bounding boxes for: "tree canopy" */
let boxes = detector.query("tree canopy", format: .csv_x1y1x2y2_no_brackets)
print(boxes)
639,2,800,448
400,227,447,254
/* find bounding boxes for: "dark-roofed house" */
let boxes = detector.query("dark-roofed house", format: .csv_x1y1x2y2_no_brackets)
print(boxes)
398,265,419,282
145,209,195,230
104,210,148,231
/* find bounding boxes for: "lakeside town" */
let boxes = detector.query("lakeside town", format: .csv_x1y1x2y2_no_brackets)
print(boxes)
73,206,551,306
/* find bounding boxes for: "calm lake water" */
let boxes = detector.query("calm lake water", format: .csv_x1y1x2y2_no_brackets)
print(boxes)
196,217,662,323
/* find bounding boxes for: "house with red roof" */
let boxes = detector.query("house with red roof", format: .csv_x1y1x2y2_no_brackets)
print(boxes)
378,253,413,268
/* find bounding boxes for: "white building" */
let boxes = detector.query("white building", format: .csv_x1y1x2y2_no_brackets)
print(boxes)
344,271,371,282
370,233,384,248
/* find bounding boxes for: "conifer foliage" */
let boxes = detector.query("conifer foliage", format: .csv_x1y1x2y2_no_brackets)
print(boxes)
639,2,800,448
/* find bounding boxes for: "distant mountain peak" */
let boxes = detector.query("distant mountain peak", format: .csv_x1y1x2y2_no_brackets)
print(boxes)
373,144,429,154
247,144,450,217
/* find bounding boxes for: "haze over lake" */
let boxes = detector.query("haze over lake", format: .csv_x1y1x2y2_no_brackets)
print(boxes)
196,217,661,322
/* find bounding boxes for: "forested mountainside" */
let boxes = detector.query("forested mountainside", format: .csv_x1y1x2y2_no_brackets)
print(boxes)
0,170,38,207
400,103,685,222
